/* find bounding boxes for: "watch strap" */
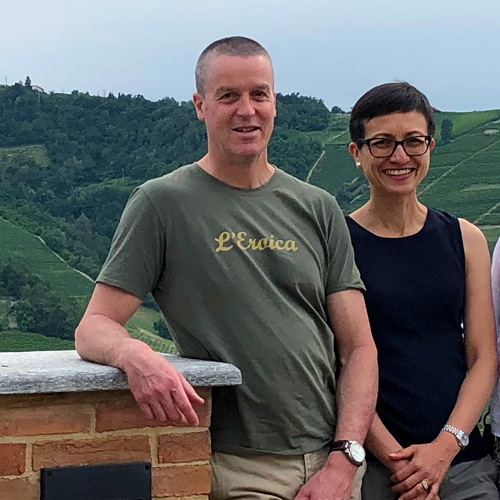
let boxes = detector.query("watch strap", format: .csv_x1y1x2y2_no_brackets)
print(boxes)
442,424,468,449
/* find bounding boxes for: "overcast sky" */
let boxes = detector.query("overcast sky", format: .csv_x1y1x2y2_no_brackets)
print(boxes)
2,0,499,112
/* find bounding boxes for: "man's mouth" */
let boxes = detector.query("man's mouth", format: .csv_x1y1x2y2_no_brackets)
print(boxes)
233,126,260,133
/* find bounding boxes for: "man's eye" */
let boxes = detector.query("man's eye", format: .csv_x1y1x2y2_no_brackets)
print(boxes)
220,93,236,101
252,91,268,99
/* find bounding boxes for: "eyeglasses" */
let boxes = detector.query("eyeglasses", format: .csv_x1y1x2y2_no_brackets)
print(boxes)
357,135,432,158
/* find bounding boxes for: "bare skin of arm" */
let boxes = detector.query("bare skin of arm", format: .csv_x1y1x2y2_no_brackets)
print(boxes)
75,283,204,425
295,289,378,500
368,221,498,500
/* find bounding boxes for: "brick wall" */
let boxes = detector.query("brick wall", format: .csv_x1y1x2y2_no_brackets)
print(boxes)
0,388,212,500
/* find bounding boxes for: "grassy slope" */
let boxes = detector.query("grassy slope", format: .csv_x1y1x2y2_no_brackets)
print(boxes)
0,216,95,298
0,214,172,352
0,330,75,352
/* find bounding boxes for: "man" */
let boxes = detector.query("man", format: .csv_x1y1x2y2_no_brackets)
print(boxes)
76,36,378,500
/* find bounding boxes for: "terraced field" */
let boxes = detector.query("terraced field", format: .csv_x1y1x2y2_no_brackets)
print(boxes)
309,110,500,250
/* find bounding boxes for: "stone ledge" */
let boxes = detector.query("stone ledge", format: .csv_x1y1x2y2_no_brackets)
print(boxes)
0,351,242,395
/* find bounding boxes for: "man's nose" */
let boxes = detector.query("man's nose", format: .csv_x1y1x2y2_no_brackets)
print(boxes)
236,95,255,116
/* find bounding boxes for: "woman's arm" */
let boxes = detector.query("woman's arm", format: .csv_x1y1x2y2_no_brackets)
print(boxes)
390,220,498,500
444,220,498,435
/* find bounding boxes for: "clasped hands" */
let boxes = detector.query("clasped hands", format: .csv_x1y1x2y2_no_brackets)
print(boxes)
388,438,458,500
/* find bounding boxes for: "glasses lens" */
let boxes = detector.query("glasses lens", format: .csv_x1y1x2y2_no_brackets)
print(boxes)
403,137,429,156
369,139,395,157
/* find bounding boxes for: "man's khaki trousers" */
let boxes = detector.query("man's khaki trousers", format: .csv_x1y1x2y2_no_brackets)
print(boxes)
210,445,366,500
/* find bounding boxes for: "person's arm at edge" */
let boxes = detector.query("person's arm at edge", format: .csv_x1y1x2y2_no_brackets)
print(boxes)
295,289,378,500
75,282,204,425
390,220,498,499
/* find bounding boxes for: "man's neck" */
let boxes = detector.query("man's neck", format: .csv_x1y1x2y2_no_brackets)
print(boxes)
197,152,275,189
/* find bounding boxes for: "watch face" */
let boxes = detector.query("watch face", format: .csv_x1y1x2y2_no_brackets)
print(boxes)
349,442,366,464
460,433,469,447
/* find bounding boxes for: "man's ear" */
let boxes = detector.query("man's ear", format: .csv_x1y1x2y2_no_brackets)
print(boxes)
193,93,205,122
273,91,277,119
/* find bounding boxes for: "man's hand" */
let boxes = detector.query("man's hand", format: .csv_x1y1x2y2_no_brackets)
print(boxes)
120,339,205,425
294,452,357,500
388,436,458,500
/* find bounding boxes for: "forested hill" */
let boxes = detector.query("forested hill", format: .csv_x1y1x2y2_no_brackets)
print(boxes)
0,83,334,279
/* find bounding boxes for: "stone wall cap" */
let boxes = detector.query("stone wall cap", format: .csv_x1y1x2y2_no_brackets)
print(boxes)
0,350,242,395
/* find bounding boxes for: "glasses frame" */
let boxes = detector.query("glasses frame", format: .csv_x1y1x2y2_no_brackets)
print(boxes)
357,135,433,158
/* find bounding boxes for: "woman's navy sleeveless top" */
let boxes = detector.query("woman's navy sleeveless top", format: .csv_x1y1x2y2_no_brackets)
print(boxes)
346,209,486,464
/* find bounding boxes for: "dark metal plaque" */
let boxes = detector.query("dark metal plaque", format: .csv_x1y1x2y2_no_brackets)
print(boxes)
40,462,152,500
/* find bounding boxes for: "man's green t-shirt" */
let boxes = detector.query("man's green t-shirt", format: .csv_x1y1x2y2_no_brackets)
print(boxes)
98,163,364,456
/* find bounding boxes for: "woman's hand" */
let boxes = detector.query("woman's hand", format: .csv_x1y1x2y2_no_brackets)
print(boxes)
388,434,459,500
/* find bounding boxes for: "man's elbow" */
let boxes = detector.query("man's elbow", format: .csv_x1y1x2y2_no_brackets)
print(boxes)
75,316,95,361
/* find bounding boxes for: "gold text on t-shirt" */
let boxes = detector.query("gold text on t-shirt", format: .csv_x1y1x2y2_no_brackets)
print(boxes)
214,231,298,253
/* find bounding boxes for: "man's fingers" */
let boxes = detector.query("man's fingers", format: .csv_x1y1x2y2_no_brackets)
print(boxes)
181,377,205,405
159,391,186,422
138,402,155,421
171,385,200,426
148,399,169,422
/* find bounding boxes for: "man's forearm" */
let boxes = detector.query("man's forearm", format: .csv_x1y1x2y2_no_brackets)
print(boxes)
75,314,150,370
334,343,378,443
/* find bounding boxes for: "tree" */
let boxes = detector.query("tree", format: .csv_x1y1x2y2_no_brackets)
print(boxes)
24,76,32,88
441,118,454,145
331,106,345,114
153,319,173,341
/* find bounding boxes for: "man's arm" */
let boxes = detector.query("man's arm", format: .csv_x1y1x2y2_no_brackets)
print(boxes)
295,288,378,500
76,282,204,425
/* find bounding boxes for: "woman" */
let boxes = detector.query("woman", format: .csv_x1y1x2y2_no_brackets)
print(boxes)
346,82,498,500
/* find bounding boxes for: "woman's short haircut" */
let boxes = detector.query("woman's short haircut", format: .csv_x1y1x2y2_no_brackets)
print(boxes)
349,82,436,143
195,36,271,95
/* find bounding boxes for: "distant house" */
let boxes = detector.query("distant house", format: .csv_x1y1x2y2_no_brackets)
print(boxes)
32,85,45,93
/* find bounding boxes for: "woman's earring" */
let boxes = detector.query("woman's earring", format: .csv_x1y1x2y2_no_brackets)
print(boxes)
355,162,362,169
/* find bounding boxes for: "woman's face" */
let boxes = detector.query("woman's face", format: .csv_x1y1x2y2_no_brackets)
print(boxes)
349,111,435,197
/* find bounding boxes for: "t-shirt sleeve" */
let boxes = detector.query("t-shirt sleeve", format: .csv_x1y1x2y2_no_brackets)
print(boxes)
325,197,365,295
97,187,166,300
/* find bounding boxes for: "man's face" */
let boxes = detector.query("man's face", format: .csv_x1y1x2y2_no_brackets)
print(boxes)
193,54,276,161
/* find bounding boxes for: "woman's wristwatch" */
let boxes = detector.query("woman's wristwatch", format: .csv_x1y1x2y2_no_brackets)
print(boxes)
441,424,469,449
329,440,366,466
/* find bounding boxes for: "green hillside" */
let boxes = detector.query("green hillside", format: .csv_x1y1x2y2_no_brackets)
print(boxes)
308,110,500,249
0,216,94,298
0,211,172,352
0,330,74,352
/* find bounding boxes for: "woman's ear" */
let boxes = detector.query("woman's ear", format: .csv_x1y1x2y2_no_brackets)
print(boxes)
349,142,361,166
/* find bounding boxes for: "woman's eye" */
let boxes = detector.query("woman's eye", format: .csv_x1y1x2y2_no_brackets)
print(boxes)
372,139,393,149
406,137,424,146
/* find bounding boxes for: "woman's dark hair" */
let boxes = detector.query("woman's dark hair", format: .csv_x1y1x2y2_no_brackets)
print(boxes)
349,82,435,143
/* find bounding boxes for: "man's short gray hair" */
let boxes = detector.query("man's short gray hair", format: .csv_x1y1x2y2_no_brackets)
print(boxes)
195,36,271,94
